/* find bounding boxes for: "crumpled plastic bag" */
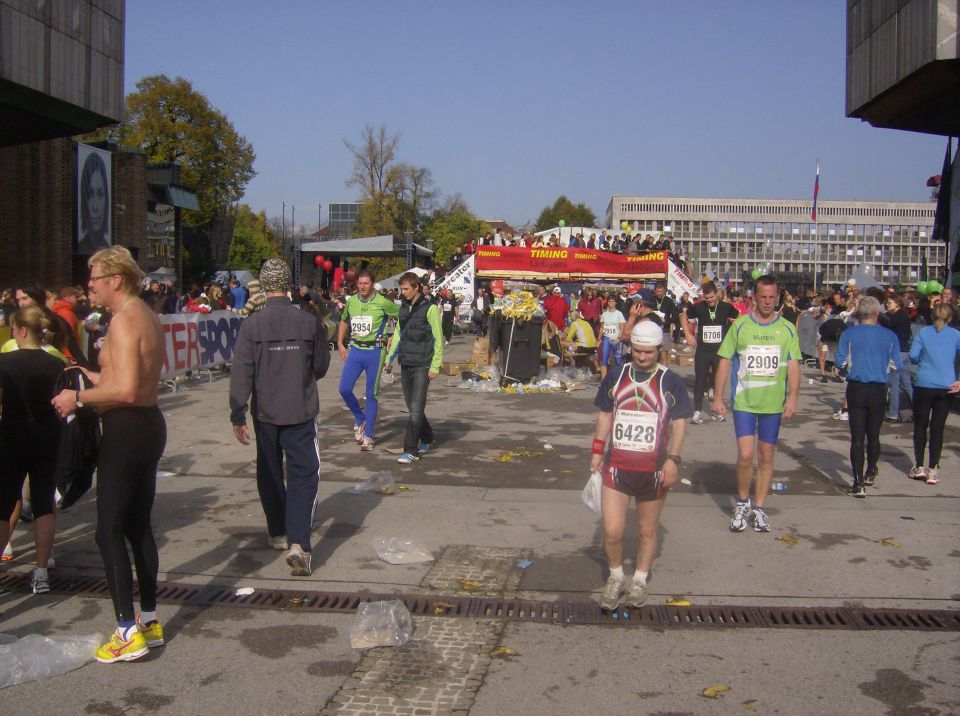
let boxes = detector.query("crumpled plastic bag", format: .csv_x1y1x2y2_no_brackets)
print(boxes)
0,633,100,688
350,472,396,495
349,600,413,649
581,470,603,520
373,537,434,564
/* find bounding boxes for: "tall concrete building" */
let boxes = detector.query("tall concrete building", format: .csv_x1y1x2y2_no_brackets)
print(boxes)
607,195,941,289
1,0,125,146
846,0,958,136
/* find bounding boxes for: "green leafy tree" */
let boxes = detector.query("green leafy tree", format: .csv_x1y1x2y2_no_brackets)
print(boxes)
229,204,278,270
423,198,491,266
84,74,256,278
534,195,597,231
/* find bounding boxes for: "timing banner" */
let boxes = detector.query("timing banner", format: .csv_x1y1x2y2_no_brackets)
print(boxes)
474,246,668,280
159,310,244,380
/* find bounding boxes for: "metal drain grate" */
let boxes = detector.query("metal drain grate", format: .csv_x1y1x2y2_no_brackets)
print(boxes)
3,572,957,632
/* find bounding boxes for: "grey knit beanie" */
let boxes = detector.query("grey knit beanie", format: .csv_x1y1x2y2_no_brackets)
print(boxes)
258,259,290,293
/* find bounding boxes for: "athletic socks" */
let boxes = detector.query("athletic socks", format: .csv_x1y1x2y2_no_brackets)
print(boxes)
139,610,158,625
609,565,624,580
633,570,649,586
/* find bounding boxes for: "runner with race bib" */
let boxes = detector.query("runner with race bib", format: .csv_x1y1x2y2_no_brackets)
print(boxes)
337,270,400,451
711,275,801,534
681,281,739,424
591,320,692,611
598,296,626,381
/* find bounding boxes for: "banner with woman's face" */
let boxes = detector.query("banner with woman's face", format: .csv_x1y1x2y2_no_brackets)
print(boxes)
77,144,111,255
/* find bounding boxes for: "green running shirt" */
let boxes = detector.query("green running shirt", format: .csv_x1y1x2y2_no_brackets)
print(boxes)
717,313,800,414
341,293,399,347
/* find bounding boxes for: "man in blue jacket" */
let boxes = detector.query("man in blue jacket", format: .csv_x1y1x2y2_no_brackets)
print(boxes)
229,259,330,575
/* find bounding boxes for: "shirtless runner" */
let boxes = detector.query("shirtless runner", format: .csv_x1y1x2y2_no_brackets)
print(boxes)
52,246,167,664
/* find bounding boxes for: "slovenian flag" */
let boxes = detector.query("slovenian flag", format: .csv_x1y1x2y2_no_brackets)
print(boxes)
811,161,820,222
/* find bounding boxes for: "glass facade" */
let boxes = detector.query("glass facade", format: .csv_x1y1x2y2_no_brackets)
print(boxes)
608,196,942,288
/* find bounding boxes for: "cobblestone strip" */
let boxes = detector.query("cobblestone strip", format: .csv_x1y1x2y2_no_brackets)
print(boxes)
419,545,532,597
321,617,502,716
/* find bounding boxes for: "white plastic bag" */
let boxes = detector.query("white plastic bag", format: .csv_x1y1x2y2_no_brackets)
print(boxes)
350,600,413,649
0,633,100,688
580,470,603,520
350,472,396,495
373,537,434,564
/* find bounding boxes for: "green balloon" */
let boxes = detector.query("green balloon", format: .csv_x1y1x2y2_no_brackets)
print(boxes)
751,269,762,280
558,219,566,227
929,280,943,293
917,281,929,295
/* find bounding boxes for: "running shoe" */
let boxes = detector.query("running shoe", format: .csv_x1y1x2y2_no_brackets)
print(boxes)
711,412,726,423
137,618,165,648
730,500,751,532
818,375,829,383
359,436,374,452
832,409,849,421
863,469,878,487
751,507,770,532
95,627,149,663
689,411,704,425
397,452,420,464
286,544,312,576
1,543,12,561
623,581,648,608
269,535,287,551
417,441,432,455
852,483,866,498
599,573,626,610
353,422,365,443
925,467,940,485
30,569,49,594
908,465,926,480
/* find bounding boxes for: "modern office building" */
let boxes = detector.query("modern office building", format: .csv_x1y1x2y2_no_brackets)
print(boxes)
607,195,942,289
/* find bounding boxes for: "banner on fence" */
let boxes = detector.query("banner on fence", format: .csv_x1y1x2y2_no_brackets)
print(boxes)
474,246,668,280
159,310,243,380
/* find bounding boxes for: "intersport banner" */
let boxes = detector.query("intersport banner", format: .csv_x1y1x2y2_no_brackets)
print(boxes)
159,310,243,380
474,246,668,280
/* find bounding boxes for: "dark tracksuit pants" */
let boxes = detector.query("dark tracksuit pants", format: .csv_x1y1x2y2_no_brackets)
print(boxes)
253,418,320,551
400,365,434,454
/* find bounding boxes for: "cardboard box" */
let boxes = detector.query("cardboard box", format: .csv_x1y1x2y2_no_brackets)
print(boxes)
440,361,475,376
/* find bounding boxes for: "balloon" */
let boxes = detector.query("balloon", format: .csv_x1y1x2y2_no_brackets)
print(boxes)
751,269,762,280
345,269,356,282
620,221,629,230
323,260,333,272
313,255,324,267
558,219,566,227
929,280,943,293
917,281,928,295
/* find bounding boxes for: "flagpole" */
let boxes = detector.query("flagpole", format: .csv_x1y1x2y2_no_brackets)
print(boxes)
812,159,820,293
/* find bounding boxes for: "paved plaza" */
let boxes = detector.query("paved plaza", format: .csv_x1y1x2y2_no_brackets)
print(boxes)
0,335,958,715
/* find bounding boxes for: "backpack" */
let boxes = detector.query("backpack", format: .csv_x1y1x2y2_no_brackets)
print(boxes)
818,318,846,342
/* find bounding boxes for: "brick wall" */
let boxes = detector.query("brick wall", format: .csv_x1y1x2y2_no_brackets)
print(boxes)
0,139,149,290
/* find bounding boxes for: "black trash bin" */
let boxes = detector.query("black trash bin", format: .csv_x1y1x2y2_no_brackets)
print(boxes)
497,317,543,383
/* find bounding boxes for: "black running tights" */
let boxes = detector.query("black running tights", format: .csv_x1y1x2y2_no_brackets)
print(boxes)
912,387,953,468
96,406,166,623
693,351,721,412
846,381,886,482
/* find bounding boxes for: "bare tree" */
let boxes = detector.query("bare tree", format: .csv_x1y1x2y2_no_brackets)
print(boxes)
344,124,399,199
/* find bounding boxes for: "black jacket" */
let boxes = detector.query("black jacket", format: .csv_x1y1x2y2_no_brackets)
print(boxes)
229,297,329,426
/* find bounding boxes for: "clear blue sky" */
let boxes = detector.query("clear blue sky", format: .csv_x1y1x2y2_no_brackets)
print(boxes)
125,1,946,229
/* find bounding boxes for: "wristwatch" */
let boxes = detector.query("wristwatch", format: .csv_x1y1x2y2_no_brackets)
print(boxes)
665,454,682,466
76,390,84,408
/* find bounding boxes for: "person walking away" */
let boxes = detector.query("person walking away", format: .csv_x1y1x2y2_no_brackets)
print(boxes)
384,273,443,464
879,294,914,421
337,270,399,451
711,275,801,533
907,303,960,484
591,321,691,610
438,289,458,346
834,297,901,497
0,306,65,594
652,282,680,365
229,258,330,576
51,246,166,664
681,281,739,424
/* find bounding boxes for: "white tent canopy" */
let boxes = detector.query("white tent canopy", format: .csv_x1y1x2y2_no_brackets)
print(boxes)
379,266,429,291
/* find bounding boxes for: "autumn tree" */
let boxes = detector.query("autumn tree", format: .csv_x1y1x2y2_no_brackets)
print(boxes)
534,195,597,232
86,75,256,279
229,204,278,270
423,198,490,266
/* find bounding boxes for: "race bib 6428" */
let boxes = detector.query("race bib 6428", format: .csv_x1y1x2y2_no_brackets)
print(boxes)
612,410,659,452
